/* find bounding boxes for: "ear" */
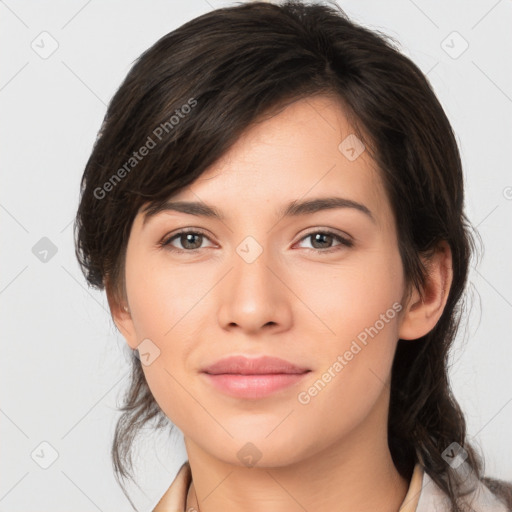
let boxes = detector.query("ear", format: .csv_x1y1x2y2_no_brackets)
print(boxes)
398,241,453,340
105,280,139,350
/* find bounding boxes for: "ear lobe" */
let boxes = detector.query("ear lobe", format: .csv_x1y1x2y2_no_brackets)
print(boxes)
105,283,138,350
398,241,453,340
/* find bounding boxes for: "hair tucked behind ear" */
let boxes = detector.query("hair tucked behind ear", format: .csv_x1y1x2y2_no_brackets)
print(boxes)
74,2,511,510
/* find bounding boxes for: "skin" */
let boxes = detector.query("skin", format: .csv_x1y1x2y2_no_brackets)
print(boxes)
109,95,453,512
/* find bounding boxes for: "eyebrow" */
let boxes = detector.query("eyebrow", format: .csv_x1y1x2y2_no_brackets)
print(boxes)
142,196,375,225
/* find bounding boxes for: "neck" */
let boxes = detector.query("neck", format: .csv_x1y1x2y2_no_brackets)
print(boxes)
186,445,408,512
183,396,410,512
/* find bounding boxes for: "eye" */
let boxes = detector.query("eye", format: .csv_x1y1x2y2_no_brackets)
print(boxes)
295,229,353,252
159,228,353,253
160,229,214,252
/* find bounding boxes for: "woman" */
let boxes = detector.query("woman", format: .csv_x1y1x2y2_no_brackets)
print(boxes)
74,1,512,511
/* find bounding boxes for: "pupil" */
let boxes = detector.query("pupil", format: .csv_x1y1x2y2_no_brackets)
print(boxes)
183,233,201,249
313,233,331,248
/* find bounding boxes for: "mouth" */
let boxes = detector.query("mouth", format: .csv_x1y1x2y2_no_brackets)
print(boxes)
201,355,311,399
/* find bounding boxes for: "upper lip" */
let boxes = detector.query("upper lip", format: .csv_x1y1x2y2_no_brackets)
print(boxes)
202,356,310,375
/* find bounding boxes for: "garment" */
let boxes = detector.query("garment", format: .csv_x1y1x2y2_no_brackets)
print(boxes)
151,460,510,512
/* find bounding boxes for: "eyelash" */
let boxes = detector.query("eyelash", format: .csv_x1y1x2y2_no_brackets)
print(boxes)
159,228,354,254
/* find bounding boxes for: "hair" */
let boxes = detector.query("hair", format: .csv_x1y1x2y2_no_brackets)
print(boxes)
74,1,511,511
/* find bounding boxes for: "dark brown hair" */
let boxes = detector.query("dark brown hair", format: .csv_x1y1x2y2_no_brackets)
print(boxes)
74,1,509,510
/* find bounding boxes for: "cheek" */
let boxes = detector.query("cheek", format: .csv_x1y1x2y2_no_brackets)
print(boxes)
139,357,193,433
124,254,215,431
291,247,404,343
293,249,404,410
125,250,214,340
293,299,402,453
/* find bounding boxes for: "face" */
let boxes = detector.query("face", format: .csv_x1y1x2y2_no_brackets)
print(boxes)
116,95,411,468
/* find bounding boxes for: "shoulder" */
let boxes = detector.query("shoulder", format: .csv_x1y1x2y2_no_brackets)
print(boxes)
480,476,512,511
418,464,512,512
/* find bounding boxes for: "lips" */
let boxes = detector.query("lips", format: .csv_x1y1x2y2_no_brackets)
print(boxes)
201,356,311,399
201,355,310,375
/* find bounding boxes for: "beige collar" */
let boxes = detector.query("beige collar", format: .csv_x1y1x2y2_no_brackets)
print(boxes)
151,460,510,512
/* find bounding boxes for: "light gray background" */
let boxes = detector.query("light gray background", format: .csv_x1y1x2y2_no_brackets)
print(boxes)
1,0,511,510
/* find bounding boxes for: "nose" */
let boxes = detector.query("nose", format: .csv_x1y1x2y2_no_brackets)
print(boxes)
216,244,293,335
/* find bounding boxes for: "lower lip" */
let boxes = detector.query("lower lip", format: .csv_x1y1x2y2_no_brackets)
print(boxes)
202,372,309,399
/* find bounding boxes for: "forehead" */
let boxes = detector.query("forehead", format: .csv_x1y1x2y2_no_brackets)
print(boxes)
141,95,393,231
